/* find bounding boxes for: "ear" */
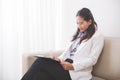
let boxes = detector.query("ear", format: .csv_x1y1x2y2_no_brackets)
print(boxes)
88,19,92,25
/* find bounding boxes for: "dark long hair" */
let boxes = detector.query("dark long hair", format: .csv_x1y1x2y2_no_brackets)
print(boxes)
71,8,97,43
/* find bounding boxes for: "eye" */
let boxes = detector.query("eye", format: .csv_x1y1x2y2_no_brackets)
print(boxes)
80,22,83,25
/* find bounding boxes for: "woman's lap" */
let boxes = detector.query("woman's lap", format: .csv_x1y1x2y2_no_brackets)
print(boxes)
21,57,71,80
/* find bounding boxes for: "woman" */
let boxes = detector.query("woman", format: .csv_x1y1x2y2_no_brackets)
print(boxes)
21,8,104,80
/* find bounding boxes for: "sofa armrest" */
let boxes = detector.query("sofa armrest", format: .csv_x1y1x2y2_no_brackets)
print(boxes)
22,50,63,75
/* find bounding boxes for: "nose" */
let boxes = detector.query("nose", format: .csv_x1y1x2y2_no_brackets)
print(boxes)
78,24,83,28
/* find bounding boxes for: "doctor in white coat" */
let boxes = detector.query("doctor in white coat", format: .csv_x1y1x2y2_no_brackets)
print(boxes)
21,8,104,80
55,8,104,80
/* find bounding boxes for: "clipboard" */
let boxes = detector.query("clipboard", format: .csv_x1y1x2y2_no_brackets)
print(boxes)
34,55,60,63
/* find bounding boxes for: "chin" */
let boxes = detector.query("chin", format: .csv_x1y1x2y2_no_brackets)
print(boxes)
80,30,84,32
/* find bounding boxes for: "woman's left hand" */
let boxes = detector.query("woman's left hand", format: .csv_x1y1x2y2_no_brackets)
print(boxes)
60,61,74,70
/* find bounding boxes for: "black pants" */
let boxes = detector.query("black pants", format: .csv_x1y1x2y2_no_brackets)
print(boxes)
21,57,72,80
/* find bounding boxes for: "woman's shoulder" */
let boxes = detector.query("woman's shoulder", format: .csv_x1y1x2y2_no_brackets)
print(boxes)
92,30,104,39
94,30,103,36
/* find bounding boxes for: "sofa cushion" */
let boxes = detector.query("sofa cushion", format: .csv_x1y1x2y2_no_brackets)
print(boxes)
92,37,120,80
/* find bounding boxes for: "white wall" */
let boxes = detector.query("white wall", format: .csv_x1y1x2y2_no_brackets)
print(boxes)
61,0,120,49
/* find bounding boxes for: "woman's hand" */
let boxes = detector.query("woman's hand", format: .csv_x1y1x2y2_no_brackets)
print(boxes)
50,55,60,62
60,61,74,70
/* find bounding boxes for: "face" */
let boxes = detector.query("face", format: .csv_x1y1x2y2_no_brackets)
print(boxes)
76,16,92,32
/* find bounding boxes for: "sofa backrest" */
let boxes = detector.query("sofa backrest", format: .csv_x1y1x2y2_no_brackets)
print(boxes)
92,37,120,80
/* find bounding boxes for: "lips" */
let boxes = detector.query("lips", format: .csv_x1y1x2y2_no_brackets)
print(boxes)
79,28,84,32
79,27,83,30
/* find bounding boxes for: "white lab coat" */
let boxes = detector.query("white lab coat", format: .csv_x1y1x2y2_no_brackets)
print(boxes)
59,30,104,80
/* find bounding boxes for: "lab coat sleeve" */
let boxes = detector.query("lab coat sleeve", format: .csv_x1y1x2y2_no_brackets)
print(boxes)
58,49,68,61
58,42,72,61
72,34,104,71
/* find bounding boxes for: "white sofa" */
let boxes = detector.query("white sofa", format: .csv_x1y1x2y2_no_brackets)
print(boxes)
22,37,120,80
